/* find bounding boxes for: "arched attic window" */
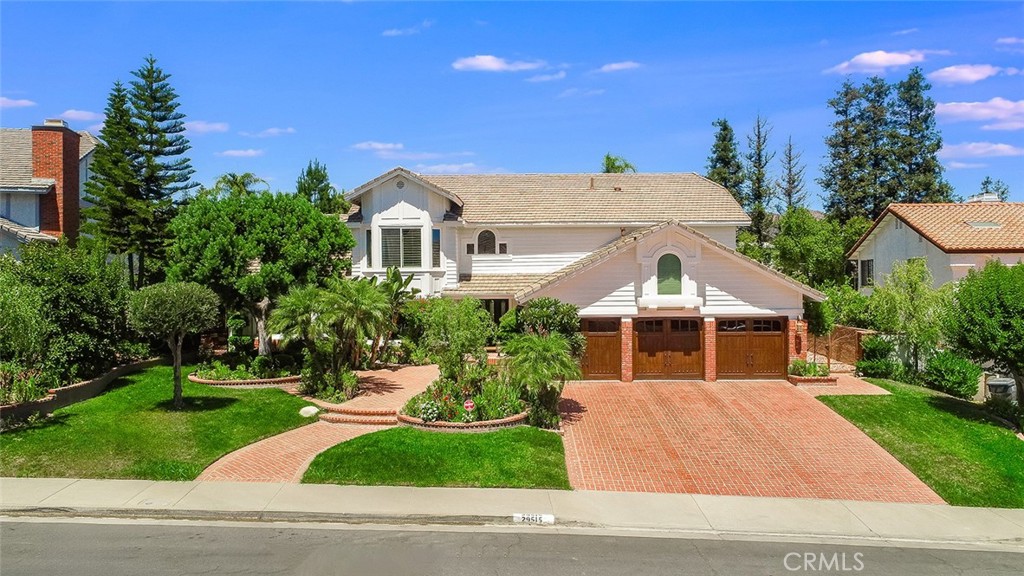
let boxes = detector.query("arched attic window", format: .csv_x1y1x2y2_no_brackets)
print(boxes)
657,254,682,295
478,230,497,254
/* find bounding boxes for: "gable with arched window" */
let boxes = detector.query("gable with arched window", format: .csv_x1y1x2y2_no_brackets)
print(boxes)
657,253,682,295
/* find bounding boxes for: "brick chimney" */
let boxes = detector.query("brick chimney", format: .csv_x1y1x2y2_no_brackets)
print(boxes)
32,118,80,242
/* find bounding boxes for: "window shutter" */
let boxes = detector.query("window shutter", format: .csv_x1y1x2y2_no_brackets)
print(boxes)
365,230,372,268
432,229,441,268
402,228,422,267
657,254,682,295
381,229,401,267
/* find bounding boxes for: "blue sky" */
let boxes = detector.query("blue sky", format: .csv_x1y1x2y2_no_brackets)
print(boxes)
2,2,1022,206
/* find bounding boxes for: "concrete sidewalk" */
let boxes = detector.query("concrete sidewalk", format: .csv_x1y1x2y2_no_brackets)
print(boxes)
2,477,1023,551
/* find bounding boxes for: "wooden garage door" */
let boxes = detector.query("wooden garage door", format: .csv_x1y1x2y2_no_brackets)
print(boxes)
633,319,703,380
716,318,786,379
581,319,621,380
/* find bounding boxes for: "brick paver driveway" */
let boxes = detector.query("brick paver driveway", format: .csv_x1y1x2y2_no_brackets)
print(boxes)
559,380,943,503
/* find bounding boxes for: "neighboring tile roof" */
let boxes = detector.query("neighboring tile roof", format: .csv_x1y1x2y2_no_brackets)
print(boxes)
849,202,1024,256
418,172,750,225
446,274,549,297
0,128,96,191
0,216,57,244
514,220,825,302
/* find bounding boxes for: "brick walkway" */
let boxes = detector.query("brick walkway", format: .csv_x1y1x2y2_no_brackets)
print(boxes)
199,365,437,482
559,380,943,503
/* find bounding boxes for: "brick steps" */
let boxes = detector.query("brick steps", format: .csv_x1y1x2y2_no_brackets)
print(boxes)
318,412,398,426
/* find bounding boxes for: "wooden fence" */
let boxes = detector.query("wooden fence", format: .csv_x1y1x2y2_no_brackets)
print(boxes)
808,325,876,367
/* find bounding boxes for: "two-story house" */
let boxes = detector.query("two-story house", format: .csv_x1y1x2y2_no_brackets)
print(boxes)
0,119,97,256
346,167,823,383
847,199,1024,293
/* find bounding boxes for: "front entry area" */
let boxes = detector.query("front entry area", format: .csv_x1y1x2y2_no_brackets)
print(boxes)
633,318,703,379
715,318,787,379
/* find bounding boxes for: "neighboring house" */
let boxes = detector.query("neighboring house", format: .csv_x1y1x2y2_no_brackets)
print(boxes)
0,119,97,257
847,200,1024,294
346,167,823,382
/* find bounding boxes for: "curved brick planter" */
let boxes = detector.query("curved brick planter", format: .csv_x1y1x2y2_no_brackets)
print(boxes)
187,373,301,387
788,375,838,386
397,410,529,433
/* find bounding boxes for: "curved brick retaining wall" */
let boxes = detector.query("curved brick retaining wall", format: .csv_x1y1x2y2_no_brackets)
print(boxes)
396,411,529,433
186,373,301,387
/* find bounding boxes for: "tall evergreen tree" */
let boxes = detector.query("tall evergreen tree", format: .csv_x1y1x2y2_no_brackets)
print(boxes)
296,159,348,214
858,76,894,219
706,118,746,206
601,153,637,173
776,136,806,209
83,81,144,288
890,68,954,204
745,115,776,244
129,55,196,286
821,80,870,223
980,176,1010,201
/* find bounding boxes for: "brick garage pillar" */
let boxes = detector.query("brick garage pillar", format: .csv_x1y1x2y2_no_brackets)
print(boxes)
788,318,807,363
703,318,717,382
620,317,634,382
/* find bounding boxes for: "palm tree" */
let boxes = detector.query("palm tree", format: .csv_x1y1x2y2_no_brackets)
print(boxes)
268,285,322,357
601,153,637,174
369,267,421,363
213,172,269,197
321,278,390,368
504,333,581,427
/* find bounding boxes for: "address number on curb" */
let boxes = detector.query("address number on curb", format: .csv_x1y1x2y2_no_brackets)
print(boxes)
513,513,555,525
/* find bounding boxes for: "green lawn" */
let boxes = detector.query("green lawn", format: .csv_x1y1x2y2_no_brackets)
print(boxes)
0,364,313,480
819,379,1024,508
303,426,571,489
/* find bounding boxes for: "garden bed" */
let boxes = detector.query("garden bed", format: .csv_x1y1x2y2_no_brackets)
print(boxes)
788,374,838,386
397,410,529,433
187,372,301,387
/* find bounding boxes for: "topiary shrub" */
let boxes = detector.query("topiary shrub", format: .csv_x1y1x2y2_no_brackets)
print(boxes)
924,350,982,399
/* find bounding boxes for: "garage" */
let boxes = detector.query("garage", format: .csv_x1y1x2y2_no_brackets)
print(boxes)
581,318,621,380
633,318,703,380
716,318,787,379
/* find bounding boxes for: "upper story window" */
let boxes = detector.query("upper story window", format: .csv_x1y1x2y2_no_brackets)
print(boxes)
477,230,496,254
381,227,421,268
432,229,441,268
859,259,874,288
657,253,682,295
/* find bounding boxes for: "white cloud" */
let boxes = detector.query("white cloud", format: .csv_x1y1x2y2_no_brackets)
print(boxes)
240,127,296,138
996,37,1024,45
60,109,103,121
825,49,950,74
928,64,1005,85
452,55,545,72
939,142,1024,158
892,28,920,36
414,162,480,174
526,71,566,83
0,96,36,108
382,19,434,37
87,122,105,132
185,120,230,134
558,88,605,98
597,61,641,73
216,149,264,158
936,97,1024,130
352,141,404,152
351,141,472,161
946,161,987,169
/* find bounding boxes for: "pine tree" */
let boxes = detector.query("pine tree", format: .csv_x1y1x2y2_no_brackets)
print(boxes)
745,115,776,244
776,136,806,209
129,55,196,286
821,80,870,223
980,176,1011,201
706,118,746,206
858,76,894,219
296,159,348,214
890,68,954,204
82,81,145,289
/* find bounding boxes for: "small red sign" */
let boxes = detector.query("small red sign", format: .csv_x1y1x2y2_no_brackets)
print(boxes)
464,399,475,412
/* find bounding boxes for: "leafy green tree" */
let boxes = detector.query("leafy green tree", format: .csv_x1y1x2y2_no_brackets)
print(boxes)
128,282,219,409
776,136,806,208
82,81,144,288
296,159,349,214
129,56,197,286
772,208,870,288
980,176,1011,201
422,297,494,383
504,333,581,428
517,297,586,359
869,259,950,371
890,68,954,204
706,118,745,206
821,283,871,328
167,189,354,356
744,114,776,244
942,261,1024,405
803,298,836,365
601,153,637,174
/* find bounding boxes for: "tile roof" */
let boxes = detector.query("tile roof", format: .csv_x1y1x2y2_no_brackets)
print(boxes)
850,202,1024,255
446,274,549,297
514,220,825,302
0,128,96,191
0,216,57,244
419,172,750,224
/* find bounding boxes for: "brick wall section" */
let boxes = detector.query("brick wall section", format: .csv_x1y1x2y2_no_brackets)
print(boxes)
787,319,808,363
32,123,80,241
619,318,634,382
703,318,717,382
